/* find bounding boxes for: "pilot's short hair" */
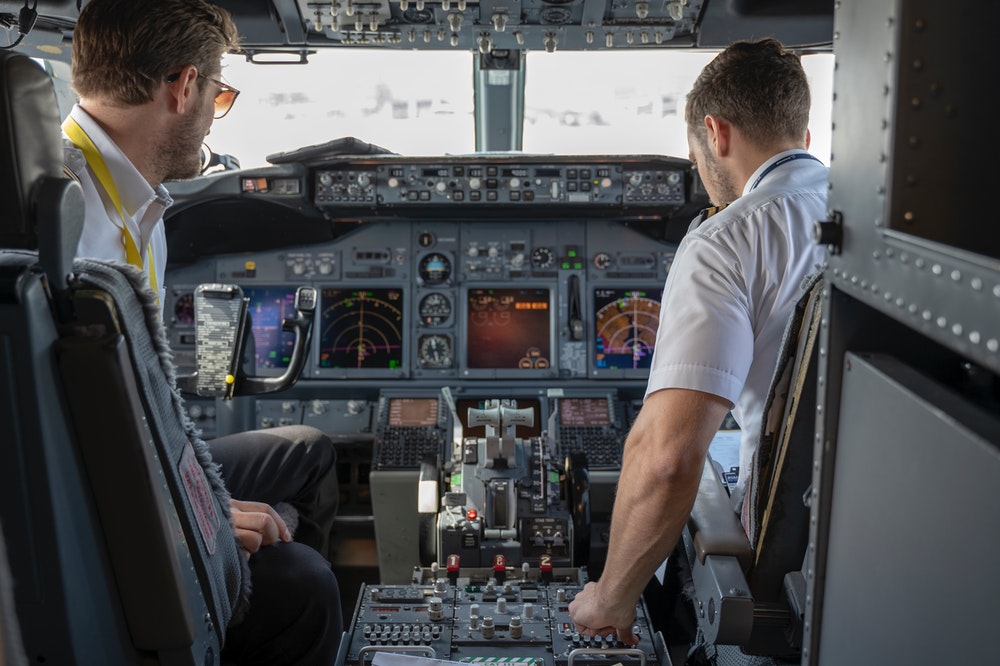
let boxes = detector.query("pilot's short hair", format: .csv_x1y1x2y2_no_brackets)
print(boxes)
71,0,240,106
685,38,811,148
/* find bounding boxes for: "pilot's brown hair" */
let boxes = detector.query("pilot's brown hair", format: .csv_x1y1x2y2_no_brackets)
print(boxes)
685,38,811,148
71,0,240,106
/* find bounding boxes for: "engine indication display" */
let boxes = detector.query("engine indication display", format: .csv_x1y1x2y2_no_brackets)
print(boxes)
466,287,552,371
593,287,662,371
319,288,404,370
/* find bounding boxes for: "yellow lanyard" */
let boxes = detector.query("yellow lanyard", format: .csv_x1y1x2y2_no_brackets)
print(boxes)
62,116,159,296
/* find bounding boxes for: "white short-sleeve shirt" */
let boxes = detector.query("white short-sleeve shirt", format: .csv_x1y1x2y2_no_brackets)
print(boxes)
644,150,829,509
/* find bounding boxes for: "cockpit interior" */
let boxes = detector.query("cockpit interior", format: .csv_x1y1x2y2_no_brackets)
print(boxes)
1,1,997,666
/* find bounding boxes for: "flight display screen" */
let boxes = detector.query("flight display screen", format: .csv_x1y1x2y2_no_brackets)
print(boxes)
387,397,439,427
243,286,298,370
593,287,662,370
465,287,551,370
318,287,404,370
559,397,612,426
456,398,542,439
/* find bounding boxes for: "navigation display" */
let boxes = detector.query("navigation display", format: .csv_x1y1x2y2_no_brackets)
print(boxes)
559,397,612,426
318,287,404,370
243,286,298,370
593,287,662,371
465,287,552,370
388,397,439,427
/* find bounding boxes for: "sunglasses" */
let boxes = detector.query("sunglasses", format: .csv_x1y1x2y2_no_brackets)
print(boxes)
165,71,240,119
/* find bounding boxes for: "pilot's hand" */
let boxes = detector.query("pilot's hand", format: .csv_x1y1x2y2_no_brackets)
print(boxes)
230,499,292,557
568,581,639,646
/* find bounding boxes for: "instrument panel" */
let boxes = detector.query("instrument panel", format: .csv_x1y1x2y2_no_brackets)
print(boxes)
163,154,697,450
166,219,677,383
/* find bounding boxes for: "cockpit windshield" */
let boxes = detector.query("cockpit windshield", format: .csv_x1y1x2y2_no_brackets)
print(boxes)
204,50,834,169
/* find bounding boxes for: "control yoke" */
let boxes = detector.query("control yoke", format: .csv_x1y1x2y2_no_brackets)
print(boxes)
176,283,317,398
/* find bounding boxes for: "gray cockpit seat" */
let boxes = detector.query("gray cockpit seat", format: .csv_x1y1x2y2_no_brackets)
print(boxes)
681,271,824,663
0,52,246,665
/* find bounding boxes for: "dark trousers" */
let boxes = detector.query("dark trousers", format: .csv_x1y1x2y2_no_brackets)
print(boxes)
209,425,340,557
221,542,344,666
209,425,344,665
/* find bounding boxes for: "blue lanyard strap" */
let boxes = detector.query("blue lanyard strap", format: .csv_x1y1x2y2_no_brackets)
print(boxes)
749,152,821,192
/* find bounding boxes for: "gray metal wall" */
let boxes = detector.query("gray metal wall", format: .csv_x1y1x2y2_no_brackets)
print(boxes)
805,1,1000,663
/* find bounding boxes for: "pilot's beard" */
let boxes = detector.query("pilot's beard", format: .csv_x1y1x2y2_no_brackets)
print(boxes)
156,111,206,182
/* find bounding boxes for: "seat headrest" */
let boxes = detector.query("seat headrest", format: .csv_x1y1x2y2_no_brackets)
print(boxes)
0,52,66,249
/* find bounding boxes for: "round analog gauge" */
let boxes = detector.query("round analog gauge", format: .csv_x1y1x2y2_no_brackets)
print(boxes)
593,252,613,270
418,292,452,326
173,292,195,325
530,247,554,269
418,252,452,285
418,334,452,368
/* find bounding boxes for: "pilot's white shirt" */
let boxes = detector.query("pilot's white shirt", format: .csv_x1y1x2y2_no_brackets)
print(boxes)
63,104,171,310
644,149,828,513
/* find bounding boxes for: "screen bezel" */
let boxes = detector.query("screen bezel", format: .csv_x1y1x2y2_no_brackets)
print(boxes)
459,284,558,380
312,284,409,380
589,284,663,380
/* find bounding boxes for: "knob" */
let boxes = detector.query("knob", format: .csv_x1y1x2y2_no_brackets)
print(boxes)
814,213,843,252
544,32,557,53
481,617,495,638
492,13,507,32
469,177,482,190
428,597,444,621
556,588,567,603
496,597,507,614
448,12,462,32
523,602,534,619
509,616,523,639
357,173,371,187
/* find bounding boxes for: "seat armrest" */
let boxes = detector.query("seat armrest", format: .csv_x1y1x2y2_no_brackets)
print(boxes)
688,459,753,570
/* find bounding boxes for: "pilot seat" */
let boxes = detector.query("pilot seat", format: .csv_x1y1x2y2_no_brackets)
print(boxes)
0,51,248,665
660,271,824,666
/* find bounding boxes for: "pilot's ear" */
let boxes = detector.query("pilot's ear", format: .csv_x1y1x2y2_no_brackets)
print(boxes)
704,114,731,157
165,65,198,114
